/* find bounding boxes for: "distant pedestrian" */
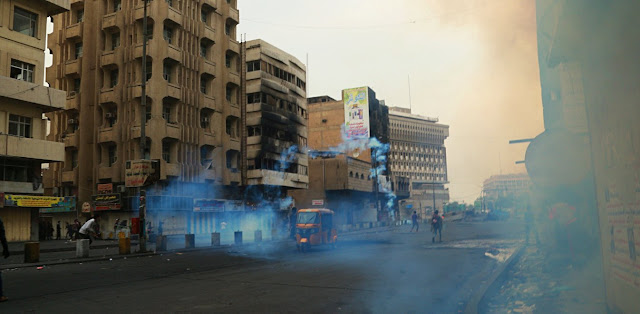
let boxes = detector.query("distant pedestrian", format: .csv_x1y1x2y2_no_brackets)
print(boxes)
431,210,443,243
289,207,298,239
56,221,61,240
73,219,81,240
47,221,54,240
0,217,11,302
410,211,419,232
78,215,100,244
65,222,73,240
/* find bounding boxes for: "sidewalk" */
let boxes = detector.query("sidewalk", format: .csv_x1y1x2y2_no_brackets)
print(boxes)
481,245,607,313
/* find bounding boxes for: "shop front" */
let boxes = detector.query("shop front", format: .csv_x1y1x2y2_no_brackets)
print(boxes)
1,193,76,242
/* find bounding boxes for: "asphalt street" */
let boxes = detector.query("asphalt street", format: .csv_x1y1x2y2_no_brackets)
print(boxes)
0,220,524,313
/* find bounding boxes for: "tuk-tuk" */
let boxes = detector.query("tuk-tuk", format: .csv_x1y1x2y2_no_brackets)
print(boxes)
295,209,338,252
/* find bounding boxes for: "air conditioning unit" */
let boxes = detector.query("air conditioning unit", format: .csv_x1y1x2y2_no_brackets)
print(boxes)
105,113,115,119
201,116,210,123
117,185,126,193
67,119,78,125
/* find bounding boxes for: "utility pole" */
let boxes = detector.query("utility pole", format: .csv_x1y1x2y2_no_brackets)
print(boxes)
138,0,148,253
432,183,436,213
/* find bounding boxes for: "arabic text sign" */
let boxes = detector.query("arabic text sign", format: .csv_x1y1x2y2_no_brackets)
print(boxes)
193,199,225,212
92,194,122,211
343,87,370,140
125,160,159,187
4,194,76,209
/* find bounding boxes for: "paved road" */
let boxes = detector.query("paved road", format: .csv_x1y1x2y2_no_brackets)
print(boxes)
0,221,524,313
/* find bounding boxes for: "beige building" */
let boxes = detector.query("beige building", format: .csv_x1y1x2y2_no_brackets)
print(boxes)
242,39,308,206
388,107,449,219
482,173,531,200
44,0,241,234
0,0,69,241
289,90,390,225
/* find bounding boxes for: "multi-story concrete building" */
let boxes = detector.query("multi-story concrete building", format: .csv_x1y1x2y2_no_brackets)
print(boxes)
44,0,241,234
242,39,308,207
388,107,449,219
0,0,69,241
482,173,531,200
289,88,390,225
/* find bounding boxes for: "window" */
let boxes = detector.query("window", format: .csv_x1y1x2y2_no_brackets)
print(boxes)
75,42,83,59
200,79,207,94
71,151,79,168
144,23,153,40
225,53,232,68
247,60,260,72
108,145,117,166
111,33,120,50
73,78,81,93
8,114,32,138
226,86,233,101
13,7,38,37
163,25,173,44
162,142,171,163
165,0,173,6
10,59,34,82
200,42,207,58
145,60,152,81
162,104,171,122
163,63,172,82
145,106,151,122
225,22,231,36
110,69,119,88
201,10,207,23
114,0,122,12
247,92,260,104
77,9,84,23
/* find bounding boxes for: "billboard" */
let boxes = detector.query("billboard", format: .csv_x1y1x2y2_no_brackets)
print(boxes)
92,194,122,211
193,199,225,212
4,194,76,210
125,159,160,187
343,87,370,140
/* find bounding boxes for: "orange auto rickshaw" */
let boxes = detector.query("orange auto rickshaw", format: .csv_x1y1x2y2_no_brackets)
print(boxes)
295,208,338,252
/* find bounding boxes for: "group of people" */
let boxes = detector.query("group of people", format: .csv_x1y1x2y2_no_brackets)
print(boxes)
38,221,59,241
410,210,444,243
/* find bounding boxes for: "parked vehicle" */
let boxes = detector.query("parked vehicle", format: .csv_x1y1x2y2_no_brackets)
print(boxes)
295,208,338,252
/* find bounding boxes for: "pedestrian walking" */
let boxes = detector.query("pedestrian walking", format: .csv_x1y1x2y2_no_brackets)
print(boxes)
0,217,11,302
78,215,100,244
410,211,419,232
73,219,81,240
56,221,61,240
431,210,443,243
65,222,73,240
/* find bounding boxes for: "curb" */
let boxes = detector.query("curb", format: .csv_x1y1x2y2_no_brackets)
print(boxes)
464,245,526,314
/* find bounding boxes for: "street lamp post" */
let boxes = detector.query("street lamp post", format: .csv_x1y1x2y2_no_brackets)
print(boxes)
138,0,149,252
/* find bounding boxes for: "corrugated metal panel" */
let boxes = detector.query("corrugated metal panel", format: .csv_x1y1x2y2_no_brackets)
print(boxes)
0,208,31,242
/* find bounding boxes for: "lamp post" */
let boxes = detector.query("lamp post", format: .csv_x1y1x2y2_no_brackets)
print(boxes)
138,0,149,252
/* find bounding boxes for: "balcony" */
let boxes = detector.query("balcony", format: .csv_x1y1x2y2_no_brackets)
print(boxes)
0,134,64,162
98,127,120,143
100,49,123,67
99,88,120,104
198,129,218,146
62,168,78,184
167,83,181,100
65,22,83,40
228,71,241,86
203,169,216,181
0,181,43,194
228,38,240,53
102,11,124,30
98,163,122,182
229,7,239,24
201,24,216,42
201,59,216,77
63,132,79,148
224,169,240,184
203,0,218,10
133,37,156,58
64,58,82,76
165,123,181,140
162,162,181,178
135,0,182,25
66,94,80,111
0,76,66,112
167,45,182,62
199,94,216,111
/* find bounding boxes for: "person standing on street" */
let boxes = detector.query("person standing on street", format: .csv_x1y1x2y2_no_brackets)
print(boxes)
73,219,81,240
78,215,100,244
410,211,419,232
0,217,11,302
431,210,443,243
56,221,61,240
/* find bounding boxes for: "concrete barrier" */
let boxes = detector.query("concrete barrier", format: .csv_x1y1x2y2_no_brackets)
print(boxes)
156,235,167,251
76,239,90,258
119,238,131,255
254,230,262,242
24,242,39,263
211,232,221,246
234,231,243,245
185,234,195,248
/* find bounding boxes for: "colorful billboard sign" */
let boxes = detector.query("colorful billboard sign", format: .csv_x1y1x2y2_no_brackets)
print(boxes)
343,87,370,140
4,194,76,210
97,183,113,194
193,199,225,212
92,194,122,211
125,160,160,187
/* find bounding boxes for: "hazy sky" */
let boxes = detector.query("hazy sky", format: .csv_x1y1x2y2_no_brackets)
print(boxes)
237,0,544,203
45,0,544,203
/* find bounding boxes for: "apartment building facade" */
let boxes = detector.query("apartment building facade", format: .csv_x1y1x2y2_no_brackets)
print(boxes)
289,89,390,225
482,173,531,200
44,0,241,235
388,107,449,219
0,0,69,241
242,39,309,207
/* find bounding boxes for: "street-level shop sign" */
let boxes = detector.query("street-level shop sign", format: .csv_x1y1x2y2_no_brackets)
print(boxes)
125,159,160,187
92,193,122,211
312,199,324,206
4,195,76,211
193,199,225,212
